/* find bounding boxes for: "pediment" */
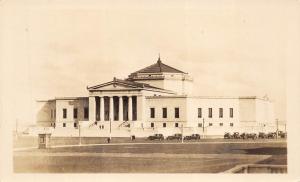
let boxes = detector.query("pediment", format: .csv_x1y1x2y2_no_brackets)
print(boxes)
88,80,141,91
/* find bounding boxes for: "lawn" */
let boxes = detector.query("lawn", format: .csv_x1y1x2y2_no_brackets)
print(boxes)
13,141,287,173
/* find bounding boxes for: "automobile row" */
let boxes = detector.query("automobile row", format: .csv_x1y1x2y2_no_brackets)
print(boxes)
224,131,287,139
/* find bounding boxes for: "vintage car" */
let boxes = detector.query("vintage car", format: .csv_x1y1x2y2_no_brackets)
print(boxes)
240,133,257,139
148,134,164,140
166,133,182,140
224,132,232,139
278,131,287,138
267,132,277,139
184,134,200,140
258,132,268,139
232,132,241,139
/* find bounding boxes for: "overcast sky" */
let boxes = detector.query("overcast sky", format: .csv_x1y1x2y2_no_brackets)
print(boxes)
2,0,299,125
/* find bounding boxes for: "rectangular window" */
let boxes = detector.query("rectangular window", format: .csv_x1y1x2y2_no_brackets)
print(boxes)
162,108,167,118
208,108,212,118
63,109,67,119
73,108,78,119
175,123,179,127
219,108,223,118
150,108,155,118
198,108,202,118
230,123,234,127
175,107,180,118
163,123,166,127
84,107,89,119
209,123,213,126
151,123,154,128
230,108,234,118
63,123,66,127
74,123,77,128
198,123,202,127
219,123,223,126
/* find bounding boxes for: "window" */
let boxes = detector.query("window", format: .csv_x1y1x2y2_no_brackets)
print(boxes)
219,108,223,118
209,123,213,126
230,123,234,127
74,123,77,127
162,108,167,118
63,123,66,127
208,108,212,118
63,109,67,119
163,123,166,127
175,123,179,127
74,108,78,119
198,123,202,127
219,123,223,126
151,123,154,128
198,108,202,118
175,107,180,118
84,107,89,119
230,108,234,118
150,108,155,118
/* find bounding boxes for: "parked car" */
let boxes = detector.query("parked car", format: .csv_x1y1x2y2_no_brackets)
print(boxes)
184,134,200,140
224,132,233,139
278,131,287,138
240,133,257,139
166,133,182,140
148,134,164,140
267,132,277,139
258,132,268,139
232,132,241,139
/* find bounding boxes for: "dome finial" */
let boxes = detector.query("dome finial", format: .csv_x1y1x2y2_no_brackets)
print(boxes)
157,53,161,63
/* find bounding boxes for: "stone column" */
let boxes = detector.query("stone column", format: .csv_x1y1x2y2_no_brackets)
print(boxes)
119,96,123,121
128,96,132,121
89,96,96,122
109,96,114,121
100,97,104,121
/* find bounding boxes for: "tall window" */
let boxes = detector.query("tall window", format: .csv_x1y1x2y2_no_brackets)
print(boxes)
175,107,180,118
84,107,89,119
73,108,78,119
63,123,66,127
175,123,179,127
74,123,77,128
63,108,67,119
151,123,154,128
198,108,202,118
230,108,234,118
208,108,212,118
163,123,166,127
150,108,155,118
219,108,223,118
162,108,167,118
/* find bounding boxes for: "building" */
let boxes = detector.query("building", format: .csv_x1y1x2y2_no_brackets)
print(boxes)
36,57,276,137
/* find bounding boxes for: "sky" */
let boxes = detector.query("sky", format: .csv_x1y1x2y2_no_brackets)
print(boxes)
1,0,299,126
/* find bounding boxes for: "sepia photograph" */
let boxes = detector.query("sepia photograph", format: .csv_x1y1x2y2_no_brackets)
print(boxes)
1,0,300,181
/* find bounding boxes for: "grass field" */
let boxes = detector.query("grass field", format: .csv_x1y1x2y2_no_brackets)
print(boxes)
13,138,287,173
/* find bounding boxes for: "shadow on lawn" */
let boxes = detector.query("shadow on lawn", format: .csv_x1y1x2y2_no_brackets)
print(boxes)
238,147,287,155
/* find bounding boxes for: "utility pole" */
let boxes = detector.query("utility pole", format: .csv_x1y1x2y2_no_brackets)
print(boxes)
202,118,205,139
276,118,279,139
109,118,112,140
79,123,82,145
181,124,184,143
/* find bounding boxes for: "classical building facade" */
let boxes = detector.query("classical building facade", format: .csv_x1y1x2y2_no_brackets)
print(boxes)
36,57,276,137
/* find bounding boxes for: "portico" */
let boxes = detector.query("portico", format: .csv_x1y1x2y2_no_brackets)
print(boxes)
89,95,137,122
